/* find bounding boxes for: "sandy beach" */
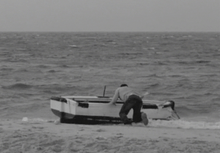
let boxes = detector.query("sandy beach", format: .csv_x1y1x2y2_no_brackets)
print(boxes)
1,116,220,153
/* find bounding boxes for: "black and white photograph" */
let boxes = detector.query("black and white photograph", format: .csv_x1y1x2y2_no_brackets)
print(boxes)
0,0,220,152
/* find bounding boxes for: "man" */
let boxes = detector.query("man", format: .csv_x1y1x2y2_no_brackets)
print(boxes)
109,84,149,125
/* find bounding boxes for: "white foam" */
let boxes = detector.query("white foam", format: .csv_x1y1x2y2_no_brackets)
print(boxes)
21,118,220,130
21,117,51,123
149,119,220,129
22,117,28,122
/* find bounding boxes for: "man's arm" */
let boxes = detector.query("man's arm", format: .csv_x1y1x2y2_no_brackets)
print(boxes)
109,88,119,105
140,92,149,99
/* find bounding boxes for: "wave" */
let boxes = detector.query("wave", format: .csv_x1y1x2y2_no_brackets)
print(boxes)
196,60,210,64
0,67,14,71
37,84,80,94
148,83,160,88
14,68,29,72
58,64,69,68
2,83,33,90
47,69,57,73
175,106,195,117
172,60,211,65
35,64,50,68
173,104,220,123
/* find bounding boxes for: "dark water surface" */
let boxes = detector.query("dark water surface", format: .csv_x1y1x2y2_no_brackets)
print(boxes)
0,32,220,127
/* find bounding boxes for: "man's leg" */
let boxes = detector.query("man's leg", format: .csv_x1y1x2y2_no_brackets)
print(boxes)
131,95,148,125
132,99,142,123
119,97,136,124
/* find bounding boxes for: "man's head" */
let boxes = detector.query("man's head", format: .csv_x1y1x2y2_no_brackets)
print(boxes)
120,84,128,87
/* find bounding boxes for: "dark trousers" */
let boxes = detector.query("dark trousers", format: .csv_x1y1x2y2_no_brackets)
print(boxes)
119,95,143,124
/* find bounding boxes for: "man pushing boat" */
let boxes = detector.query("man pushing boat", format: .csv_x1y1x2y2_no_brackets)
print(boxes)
109,84,149,125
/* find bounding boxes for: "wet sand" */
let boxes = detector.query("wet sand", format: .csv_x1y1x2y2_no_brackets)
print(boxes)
1,117,220,153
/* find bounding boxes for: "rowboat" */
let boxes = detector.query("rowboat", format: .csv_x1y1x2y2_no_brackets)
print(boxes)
50,95,180,124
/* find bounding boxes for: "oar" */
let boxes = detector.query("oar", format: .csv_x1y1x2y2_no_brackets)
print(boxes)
173,109,180,119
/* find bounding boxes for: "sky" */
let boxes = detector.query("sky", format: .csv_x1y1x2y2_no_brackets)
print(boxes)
0,0,220,32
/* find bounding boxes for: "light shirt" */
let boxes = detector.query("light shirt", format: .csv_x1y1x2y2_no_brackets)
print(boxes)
110,86,139,104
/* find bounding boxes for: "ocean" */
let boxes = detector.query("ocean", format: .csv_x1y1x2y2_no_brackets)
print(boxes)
0,32,220,129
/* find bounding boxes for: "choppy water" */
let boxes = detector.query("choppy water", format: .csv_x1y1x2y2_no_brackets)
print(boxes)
0,32,220,129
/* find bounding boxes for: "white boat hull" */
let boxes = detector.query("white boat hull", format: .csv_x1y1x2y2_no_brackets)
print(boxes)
50,96,179,124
